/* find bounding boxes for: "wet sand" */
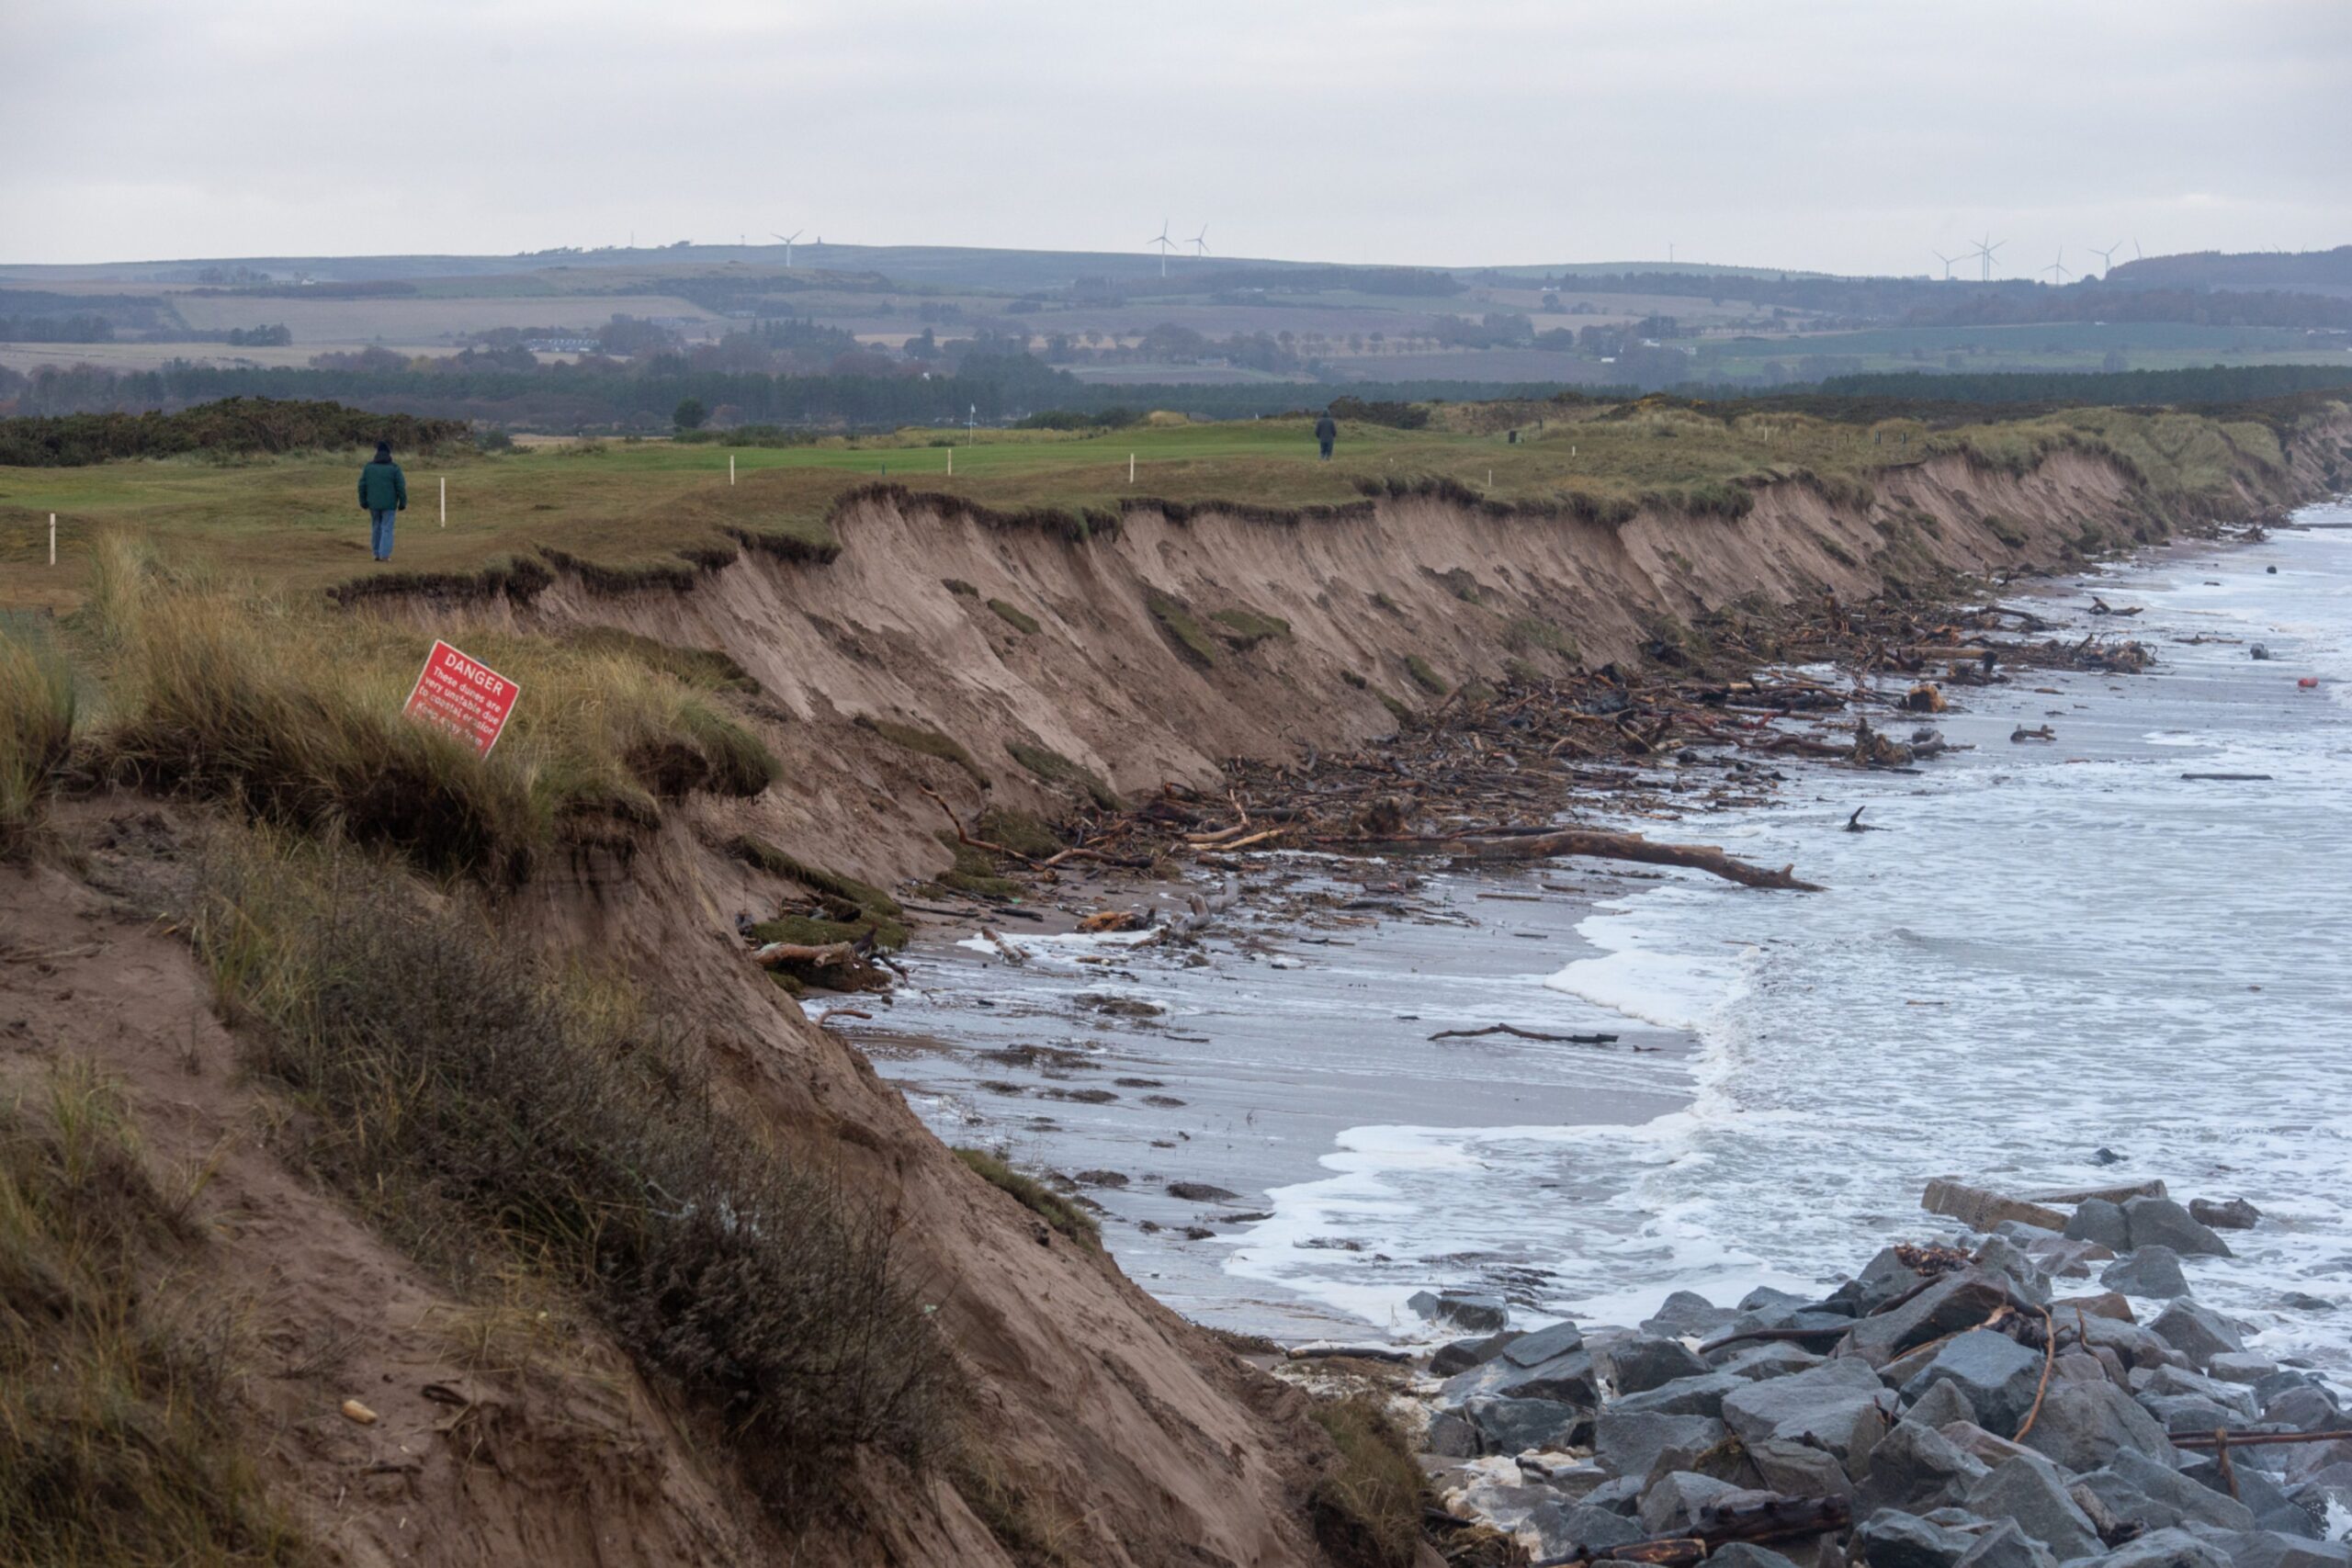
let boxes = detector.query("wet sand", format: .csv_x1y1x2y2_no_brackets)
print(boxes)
843,863,1693,1338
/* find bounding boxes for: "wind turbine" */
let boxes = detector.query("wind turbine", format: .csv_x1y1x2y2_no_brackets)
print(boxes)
1189,224,1209,257
1932,250,1960,280
1972,234,2007,282
2132,239,2144,260
1148,220,1177,277
2083,243,2122,277
771,230,803,268
2041,248,2072,286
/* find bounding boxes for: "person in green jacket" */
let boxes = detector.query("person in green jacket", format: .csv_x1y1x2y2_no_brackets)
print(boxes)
358,440,407,561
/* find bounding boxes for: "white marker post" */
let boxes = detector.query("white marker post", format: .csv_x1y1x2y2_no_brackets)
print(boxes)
946,447,953,476
439,476,447,528
50,513,57,566
1129,453,1136,484
729,454,736,486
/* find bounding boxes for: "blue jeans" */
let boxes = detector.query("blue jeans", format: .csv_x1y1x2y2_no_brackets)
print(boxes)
370,509,397,559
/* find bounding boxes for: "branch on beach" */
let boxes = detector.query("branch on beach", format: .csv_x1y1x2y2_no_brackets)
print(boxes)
1428,1023,1631,1048
1310,827,1825,892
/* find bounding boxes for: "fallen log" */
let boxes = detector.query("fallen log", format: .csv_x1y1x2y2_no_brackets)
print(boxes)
1310,828,1823,891
1429,1023,1623,1046
752,940,858,970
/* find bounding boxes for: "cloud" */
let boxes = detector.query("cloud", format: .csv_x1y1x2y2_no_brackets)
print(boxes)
3,0,2344,271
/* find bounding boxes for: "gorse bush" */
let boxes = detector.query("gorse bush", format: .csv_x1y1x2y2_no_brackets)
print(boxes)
82,537,776,878
0,396,467,467
191,831,957,1517
0,1059,304,1565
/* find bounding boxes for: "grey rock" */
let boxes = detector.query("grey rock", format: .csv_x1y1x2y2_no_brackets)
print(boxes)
1854,1508,1979,1568
1710,1546,1807,1568
1595,1411,1728,1486
1410,1289,1510,1333
1615,1371,1747,1419
2018,1381,2177,1472
1604,1335,1713,1395
2260,1385,2341,1433
1455,1481,1562,1534
1441,1342,1600,1408
1952,1519,2058,1568
1743,1286,1813,1314
2078,1447,2258,1534
2077,1314,2186,1373
1908,1379,1982,1430
1860,1247,1933,1313
2067,1200,2133,1251
1720,1342,1829,1382
1904,1330,2047,1438
2191,1531,2352,1568
2188,1198,2261,1232
1643,1290,1738,1339
1528,1501,1645,1562
1963,1457,2103,1562
1424,1409,1478,1459
2141,1393,2255,1437
1723,1357,1896,1464
1977,1236,2054,1303
2279,1439,2352,1485
1859,1420,1991,1516
1639,1470,1742,1534
2178,1460,2321,1539
1582,1474,1646,1514
2142,1366,2258,1417
2148,1302,2247,1369
2125,1198,2234,1260
1747,1436,1855,1500
1502,1319,1586,1367
2206,1354,2278,1386
1940,1419,2043,1470
1430,1330,1521,1378
2052,1350,2112,1389
2098,1527,2238,1568
2104,1246,2192,1300
1849,1272,2016,1368
1464,1395,1590,1455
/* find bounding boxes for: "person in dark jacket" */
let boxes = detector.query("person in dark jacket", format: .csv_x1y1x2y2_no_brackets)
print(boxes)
1314,410,1338,461
358,441,407,561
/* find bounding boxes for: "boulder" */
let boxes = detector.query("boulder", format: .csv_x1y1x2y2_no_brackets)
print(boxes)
1603,1335,1713,1395
2052,1350,2111,1389
1710,1545,1807,1568
2192,1532,2352,1568
1441,1339,1600,1408
1857,1420,1991,1515
2260,1384,2342,1433
1719,1342,1829,1382
2077,1447,2257,1534
2206,1353,2278,1386
2178,1459,2322,1539
2124,1198,2233,1260
1908,1379,1981,1430
2098,1527,2238,1568
1939,1421,2042,1470
1430,1330,1522,1377
1962,1456,2103,1562
1951,1518,2058,1568
1409,1289,1510,1334
1848,1272,2014,1368
2147,1302,2246,1369
1424,1409,1478,1459
1581,1474,1646,1515
2141,1366,2258,1417
2140,1392,2250,1437
1527,1501,1645,1563
1643,1290,1738,1339
1924,1179,2068,1234
1722,1357,1896,1466
1747,1436,1857,1500
2188,1198,2261,1232
1974,1237,2052,1303
1637,1470,1743,1535
2066,1199,2133,1252
2103,1246,2191,1300
2017,1381,2176,1472
1463,1395,1590,1455
2033,1179,2167,1206
1453,1481,1562,1535
2052,1292,2136,1323
1501,1319,1586,1367
1902,1330,2047,1438
2077,1314,2186,1371
1615,1371,1747,1419
1854,1509,1979,1568
1594,1412,1730,1487
1859,1247,1932,1313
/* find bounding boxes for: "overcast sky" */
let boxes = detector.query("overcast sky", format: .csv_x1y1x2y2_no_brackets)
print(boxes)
5,0,2345,276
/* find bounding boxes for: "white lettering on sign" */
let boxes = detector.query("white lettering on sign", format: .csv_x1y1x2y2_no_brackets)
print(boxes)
401,639,521,758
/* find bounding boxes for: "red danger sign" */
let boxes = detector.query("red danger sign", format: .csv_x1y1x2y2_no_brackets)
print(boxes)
402,640,520,758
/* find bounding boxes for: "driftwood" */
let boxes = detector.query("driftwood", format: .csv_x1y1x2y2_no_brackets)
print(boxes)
752,940,858,970
1313,828,1822,891
1430,1023,1625,1047
1536,1494,1850,1567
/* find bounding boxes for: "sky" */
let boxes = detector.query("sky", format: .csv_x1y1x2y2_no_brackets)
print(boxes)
4,0,2346,276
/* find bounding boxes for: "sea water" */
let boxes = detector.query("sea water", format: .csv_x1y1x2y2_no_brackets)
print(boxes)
1224,503,2352,1369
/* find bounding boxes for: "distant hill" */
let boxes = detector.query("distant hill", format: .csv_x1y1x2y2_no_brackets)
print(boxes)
2108,246,2352,295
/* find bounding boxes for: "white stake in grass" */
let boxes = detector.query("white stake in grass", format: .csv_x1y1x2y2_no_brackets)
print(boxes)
50,513,57,566
729,453,736,486
1130,453,1136,483
946,447,953,476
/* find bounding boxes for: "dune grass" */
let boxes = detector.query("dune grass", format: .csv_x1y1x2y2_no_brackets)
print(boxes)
0,1058,305,1566
952,1148,1099,1248
0,623,75,855
1306,1395,1426,1568
190,828,957,1517
71,536,775,878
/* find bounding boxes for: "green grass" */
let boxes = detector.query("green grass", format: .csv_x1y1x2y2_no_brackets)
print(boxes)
952,1149,1098,1248
987,597,1041,635
1208,606,1291,649
724,834,903,918
0,622,74,855
1003,741,1118,809
1145,589,1217,665
1403,654,1448,696
856,715,990,789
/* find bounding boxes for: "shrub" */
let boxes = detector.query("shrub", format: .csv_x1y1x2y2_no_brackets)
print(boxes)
1209,606,1291,649
0,624,75,856
190,833,957,1517
1403,654,1448,696
952,1149,1098,1247
1306,1396,1424,1568
988,598,1042,635
0,397,468,467
0,1059,305,1565
1145,590,1217,666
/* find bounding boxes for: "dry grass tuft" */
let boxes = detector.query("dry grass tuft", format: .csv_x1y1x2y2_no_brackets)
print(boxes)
0,622,75,855
1306,1395,1426,1568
